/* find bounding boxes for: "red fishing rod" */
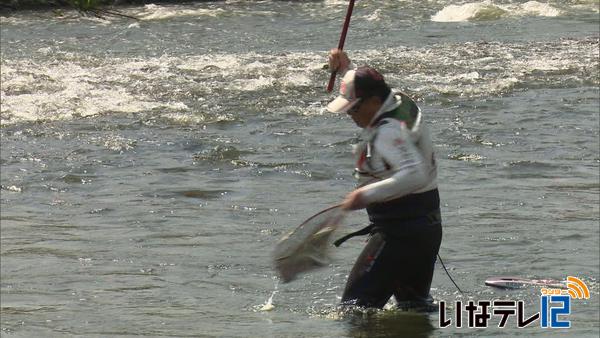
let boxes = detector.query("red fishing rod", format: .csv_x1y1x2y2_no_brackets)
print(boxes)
326,0,356,92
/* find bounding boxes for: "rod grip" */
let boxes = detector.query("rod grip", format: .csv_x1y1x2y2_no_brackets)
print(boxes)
326,72,337,93
326,0,355,92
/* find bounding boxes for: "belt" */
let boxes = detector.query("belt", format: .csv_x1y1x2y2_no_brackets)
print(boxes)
333,209,441,247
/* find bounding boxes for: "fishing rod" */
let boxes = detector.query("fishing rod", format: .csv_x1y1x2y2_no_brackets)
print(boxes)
325,0,466,299
327,0,356,92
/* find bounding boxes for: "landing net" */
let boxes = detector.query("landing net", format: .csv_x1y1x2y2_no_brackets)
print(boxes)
273,205,346,283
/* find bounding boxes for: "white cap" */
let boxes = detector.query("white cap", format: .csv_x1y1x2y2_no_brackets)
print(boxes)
326,70,360,113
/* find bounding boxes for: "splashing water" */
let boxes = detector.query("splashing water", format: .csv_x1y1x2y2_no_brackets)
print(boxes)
259,282,279,312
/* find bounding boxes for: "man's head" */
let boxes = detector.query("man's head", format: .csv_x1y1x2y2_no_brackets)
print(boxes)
327,66,391,127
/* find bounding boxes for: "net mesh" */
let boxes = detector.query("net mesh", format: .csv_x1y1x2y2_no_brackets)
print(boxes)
273,205,346,283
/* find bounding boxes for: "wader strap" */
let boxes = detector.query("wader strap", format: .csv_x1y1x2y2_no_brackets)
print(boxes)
334,209,442,247
334,224,374,247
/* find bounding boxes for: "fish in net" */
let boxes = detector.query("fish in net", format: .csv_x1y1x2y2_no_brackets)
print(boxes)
273,205,347,283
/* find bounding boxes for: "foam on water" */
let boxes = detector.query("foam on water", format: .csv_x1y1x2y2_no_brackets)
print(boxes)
0,49,324,125
2,37,596,126
323,0,353,6
0,59,184,126
431,1,562,22
377,38,597,97
364,8,384,22
572,0,600,13
520,1,562,17
0,16,28,25
128,3,277,21
138,4,227,21
431,1,508,22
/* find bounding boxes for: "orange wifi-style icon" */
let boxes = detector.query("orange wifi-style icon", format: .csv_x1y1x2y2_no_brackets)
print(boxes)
567,276,590,300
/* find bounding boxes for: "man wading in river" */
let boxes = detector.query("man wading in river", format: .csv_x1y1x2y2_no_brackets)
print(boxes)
328,49,442,310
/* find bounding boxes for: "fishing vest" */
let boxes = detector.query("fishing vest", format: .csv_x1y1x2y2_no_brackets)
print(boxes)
353,92,440,223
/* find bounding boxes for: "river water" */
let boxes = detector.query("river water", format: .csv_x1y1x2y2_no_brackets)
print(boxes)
1,0,599,337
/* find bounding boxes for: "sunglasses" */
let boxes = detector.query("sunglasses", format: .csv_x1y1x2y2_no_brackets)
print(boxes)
346,99,362,115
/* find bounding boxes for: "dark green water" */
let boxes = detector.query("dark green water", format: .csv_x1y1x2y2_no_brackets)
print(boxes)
1,0,599,336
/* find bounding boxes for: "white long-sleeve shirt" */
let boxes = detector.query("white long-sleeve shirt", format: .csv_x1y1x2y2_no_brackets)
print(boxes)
354,93,438,205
